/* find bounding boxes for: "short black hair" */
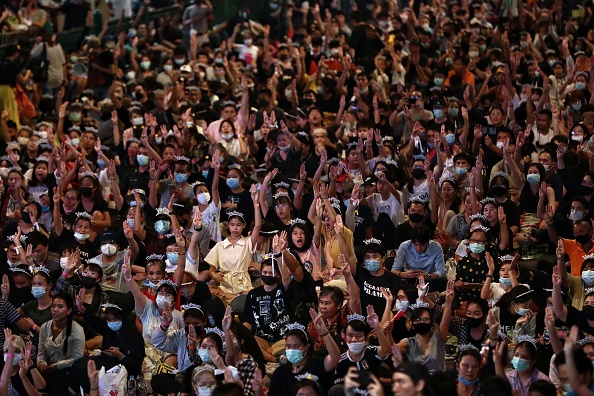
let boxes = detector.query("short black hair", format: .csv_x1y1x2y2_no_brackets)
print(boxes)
555,347,594,375
410,225,432,244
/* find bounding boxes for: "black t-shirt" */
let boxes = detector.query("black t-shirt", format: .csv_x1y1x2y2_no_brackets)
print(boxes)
55,232,97,263
0,59,18,87
332,346,388,386
498,198,521,231
269,357,329,395
244,284,292,342
219,187,255,225
565,305,594,335
76,199,109,216
179,281,213,307
354,267,402,316
121,169,151,197
350,204,374,246
270,148,302,178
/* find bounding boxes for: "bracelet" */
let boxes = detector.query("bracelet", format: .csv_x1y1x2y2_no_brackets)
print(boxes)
194,226,202,231
32,324,38,332
62,271,69,277
188,345,196,349
254,203,260,207
90,386,98,391
5,353,14,358
124,277,132,282
319,331,329,337
486,274,493,278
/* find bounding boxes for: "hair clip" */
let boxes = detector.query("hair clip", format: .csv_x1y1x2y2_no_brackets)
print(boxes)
492,171,509,179
156,207,171,216
157,279,178,292
363,238,382,245
516,335,537,348
285,322,308,339
146,254,165,263
101,303,123,311
227,211,245,221
480,197,497,205
175,156,191,163
273,191,290,200
471,225,490,233
410,301,430,310
75,212,93,221
347,313,366,323
273,181,290,189
288,218,307,226
181,303,204,315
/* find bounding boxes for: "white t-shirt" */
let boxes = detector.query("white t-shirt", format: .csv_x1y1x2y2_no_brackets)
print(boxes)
107,0,132,17
195,202,221,243
137,298,184,344
365,193,404,227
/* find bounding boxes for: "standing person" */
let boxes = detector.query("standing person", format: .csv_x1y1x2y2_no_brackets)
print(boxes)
182,0,212,49
347,11,384,73
0,45,30,131
30,31,65,96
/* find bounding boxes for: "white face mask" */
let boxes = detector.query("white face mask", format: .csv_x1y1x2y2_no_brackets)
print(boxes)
59,257,69,269
197,385,215,396
347,341,366,355
101,243,117,257
74,232,90,241
156,295,172,309
7,259,20,268
197,192,211,205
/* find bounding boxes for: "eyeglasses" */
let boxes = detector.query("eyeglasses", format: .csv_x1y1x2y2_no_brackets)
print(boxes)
275,204,287,209
413,317,431,323
81,271,98,277
465,311,483,318
441,187,454,192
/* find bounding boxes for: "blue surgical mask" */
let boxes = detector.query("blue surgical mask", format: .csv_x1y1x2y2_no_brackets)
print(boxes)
458,376,479,386
582,270,594,285
97,159,106,168
226,178,240,189
455,166,467,175
433,109,444,119
155,136,163,145
511,356,531,372
526,174,540,185
174,173,188,183
198,348,212,363
202,170,209,179
285,349,305,365
31,286,47,298
448,108,459,118
499,277,512,286
434,77,444,87
108,321,123,331
40,204,50,212
70,138,80,146
469,243,485,254
127,219,134,228
137,154,149,166
344,199,350,207
572,102,583,111
167,252,179,264
446,134,456,145
155,220,170,235
140,60,151,70
515,306,531,316
365,259,381,272
576,82,586,91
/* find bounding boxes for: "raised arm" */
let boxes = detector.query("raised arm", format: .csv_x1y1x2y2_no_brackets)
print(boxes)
439,280,455,342
340,254,361,314
211,149,221,207
249,185,262,246
259,168,277,218
122,250,147,314
310,308,341,372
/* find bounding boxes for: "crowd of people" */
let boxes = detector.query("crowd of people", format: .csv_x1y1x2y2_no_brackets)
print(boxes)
1,0,594,395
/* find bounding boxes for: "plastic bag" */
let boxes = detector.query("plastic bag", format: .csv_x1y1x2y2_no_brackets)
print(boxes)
98,364,128,396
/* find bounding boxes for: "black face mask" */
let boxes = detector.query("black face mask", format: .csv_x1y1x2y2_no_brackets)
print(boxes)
178,218,189,227
576,234,592,245
80,187,94,198
468,316,484,328
256,99,269,108
80,276,97,289
412,169,425,180
21,211,31,224
583,306,594,320
409,213,424,224
301,98,314,107
413,323,432,335
492,186,508,197
185,324,202,334
279,54,288,62
261,275,278,286
581,185,594,196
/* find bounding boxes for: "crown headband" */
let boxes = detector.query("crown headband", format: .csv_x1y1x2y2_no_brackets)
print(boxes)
492,171,509,179
516,335,537,348
75,212,93,221
499,254,514,262
295,373,319,382
79,171,97,179
327,158,340,165
288,218,307,226
35,156,49,163
469,213,486,221
227,164,242,170
458,344,479,353
471,225,490,233
192,365,216,380
412,154,426,161
516,289,534,299
286,322,308,339
227,211,245,221
578,337,594,346
273,181,290,189
157,279,178,292
9,267,32,277
146,254,165,263
33,266,50,277
586,287,594,295
175,156,191,163
583,253,594,261
204,327,224,338
181,303,204,315
156,207,170,216
273,191,290,200
347,313,366,323
363,238,382,245
409,196,428,205
480,197,497,205
410,301,430,310
101,303,123,311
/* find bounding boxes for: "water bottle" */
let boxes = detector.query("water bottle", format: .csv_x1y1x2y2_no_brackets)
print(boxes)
521,234,529,259
127,375,136,396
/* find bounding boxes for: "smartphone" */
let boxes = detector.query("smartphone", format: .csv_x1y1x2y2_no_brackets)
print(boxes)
481,126,497,136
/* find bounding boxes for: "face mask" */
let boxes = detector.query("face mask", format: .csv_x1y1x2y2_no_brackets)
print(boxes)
582,185,594,196
583,305,594,320
101,243,117,256
70,56,78,63
59,257,68,269
127,71,136,80
576,234,592,245
132,117,144,126
69,112,81,122
468,50,479,58
395,300,409,312
74,232,90,241
31,286,47,298
21,211,31,224
455,166,467,176
81,187,94,198
127,219,135,229
140,61,151,70
4,354,22,366
433,109,444,119
221,132,234,140
70,138,80,146
548,60,556,67
279,145,292,152
571,210,585,221
458,376,479,386
174,58,185,66
526,174,540,185
445,58,453,66
156,295,173,309
174,173,188,183
582,270,594,285
285,349,305,365
479,45,487,52
511,356,531,372
572,135,584,142
409,212,424,224
108,321,123,331
155,220,170,235
413,323,432,335
467,316,484,328
96,159,107,169
499,277,512,286
347,341,366,355
80,276,97,289
244,39,253,46
163,65,173,72
364,259,381,272
448,108,459,118
198,385,214,396
167,252,179,264
261,275,277,285
576,82,586,91
446,134,456,145
198,348,213,363
515,306,531,316
412,169,425,180
0,167,8,178
434,77,444,87
197,192,210,205
495,140,505,149
469,243,485,254
201,170,209,179
426,141,435,149
226,178,240,190
155,136,163,145
137,154,149,166
492,186,508,197
343,199,351,208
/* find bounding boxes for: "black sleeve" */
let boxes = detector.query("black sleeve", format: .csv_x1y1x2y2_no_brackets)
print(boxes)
120,328,145,376
238,323,266,373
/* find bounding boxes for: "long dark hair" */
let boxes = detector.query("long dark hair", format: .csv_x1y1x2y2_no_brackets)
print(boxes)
53,292,75,355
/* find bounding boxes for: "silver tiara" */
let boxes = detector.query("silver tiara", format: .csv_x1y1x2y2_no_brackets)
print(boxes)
192,365,216,379
578,337,594,346
273,191,290,200
413,154,426,161
382,136,394,142
499,254,514,262
80,171,97,179
583,253,594,261
128,138,141,145
175,156,191,163
181,303,203,315
33,266,50,277
7,234,27,244
288,218,307,226
227,211,245,220
492,171,509,179
87,257,104,267
458,344,480,352
347,313,366,323
286,322,308,339
273,181,290,189
295,373,319,382
585,287,594,295
346,141,358,149
516,335,537,348
75,212,93,221
204,327,224,338
156,207,170,216
327,158,340,165
471,225,490,233
480,197,497,205
146,254,165,263
101,303,122,311
10,267,32,277
35,156,49,162
331,201,341,212
409,196,428,204
191,181,206,189
85,127,98,134
441,177,456,186
410,301,430,310
469,213,486,221
227,164,242,170
8,167,21,173
464,186,473,193
157,279,178,292
363,238,382,245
